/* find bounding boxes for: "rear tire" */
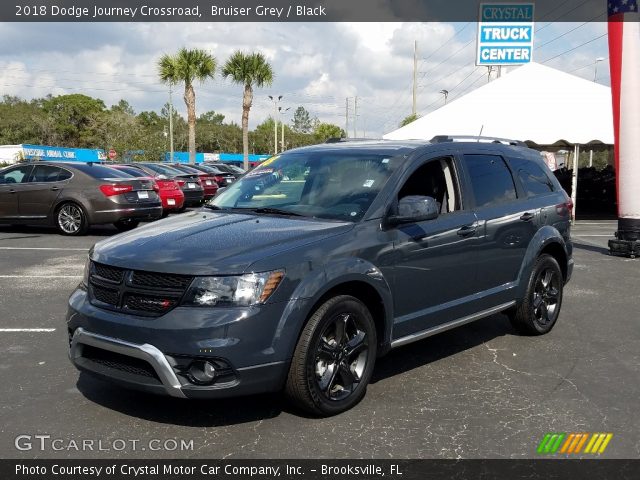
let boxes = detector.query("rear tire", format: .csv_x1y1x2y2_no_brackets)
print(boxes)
55,202,88,236
113,219,139,232
285,295,377,416
509,254,564,335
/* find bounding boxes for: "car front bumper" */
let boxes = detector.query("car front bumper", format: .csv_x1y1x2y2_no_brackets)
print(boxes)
66,288,307,398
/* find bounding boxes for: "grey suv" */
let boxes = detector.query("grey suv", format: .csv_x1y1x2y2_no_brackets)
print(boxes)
67,137,573,416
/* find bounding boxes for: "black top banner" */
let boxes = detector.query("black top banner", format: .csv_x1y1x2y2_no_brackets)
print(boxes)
0,0,622,22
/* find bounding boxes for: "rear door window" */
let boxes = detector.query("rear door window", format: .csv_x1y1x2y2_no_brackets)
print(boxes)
58,168,72,181
462,154,517,208
29,165,62,183
509,157,555,197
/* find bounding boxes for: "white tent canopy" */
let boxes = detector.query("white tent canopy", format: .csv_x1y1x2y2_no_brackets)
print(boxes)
384,62,614,146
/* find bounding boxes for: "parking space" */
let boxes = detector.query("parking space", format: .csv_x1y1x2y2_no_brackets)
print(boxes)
0,220,638,459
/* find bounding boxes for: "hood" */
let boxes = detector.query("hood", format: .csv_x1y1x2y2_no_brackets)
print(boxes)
91,210,353,275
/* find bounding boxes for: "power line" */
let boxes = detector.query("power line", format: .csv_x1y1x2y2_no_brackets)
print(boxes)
541,33,608,64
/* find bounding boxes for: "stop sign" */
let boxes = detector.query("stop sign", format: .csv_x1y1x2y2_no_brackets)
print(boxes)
108,149,117,160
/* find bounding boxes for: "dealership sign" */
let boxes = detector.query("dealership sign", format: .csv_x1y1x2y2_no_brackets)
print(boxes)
476,3,535,66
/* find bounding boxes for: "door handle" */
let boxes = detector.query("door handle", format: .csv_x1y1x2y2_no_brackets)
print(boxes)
8,189,16,194
520,212,535,222
457,224,477,237
51,186,60,191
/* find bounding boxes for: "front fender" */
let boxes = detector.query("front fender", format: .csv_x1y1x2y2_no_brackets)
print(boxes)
279,257,394,358
515,225,569,300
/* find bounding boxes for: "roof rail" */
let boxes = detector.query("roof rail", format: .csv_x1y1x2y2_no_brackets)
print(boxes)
324,137,375,143
430,135,527,147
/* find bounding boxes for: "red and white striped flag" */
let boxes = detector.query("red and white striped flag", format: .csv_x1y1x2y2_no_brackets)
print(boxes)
608,0,640,222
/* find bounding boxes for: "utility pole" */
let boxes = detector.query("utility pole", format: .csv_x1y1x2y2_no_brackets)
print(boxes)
353,96,358,138
279,106,290,152
345,97,349,138
168,84,175,162
412,40,418,116
268,95,282,155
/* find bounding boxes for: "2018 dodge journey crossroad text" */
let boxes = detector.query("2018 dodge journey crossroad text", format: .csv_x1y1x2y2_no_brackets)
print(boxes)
67,136,573,416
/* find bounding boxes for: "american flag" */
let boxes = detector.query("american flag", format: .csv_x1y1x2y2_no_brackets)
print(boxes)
607,0,640,220
608,0,638,16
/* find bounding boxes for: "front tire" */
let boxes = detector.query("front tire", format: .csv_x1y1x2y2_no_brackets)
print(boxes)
285,295,377,416
56,202,88,236
509,254,564,335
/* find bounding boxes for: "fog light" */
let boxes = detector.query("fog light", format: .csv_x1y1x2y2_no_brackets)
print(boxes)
188,360,216,385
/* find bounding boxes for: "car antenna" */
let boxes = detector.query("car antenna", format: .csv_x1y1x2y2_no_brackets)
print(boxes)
478,125,484,140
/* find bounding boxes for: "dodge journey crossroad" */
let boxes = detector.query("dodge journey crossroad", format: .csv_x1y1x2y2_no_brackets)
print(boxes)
67,137,573,416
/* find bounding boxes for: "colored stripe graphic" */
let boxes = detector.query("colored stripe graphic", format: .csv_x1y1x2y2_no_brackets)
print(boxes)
539,433,613,455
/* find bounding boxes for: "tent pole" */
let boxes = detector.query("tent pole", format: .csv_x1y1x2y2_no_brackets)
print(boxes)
589,149,593,168
570,144,580,223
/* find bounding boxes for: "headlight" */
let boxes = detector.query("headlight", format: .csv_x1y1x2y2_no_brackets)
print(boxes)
182,270,284,307
82,256,91,287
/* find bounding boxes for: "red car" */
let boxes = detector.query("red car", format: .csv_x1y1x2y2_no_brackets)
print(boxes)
108,164,185,215
168,163,219,199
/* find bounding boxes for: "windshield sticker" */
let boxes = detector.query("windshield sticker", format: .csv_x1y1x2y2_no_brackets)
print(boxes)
363,179,375,188
382,158,390,164
260,156,278,167
247,167,274,177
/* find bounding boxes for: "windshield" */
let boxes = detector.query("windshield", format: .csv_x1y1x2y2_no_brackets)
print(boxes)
211,150,404,221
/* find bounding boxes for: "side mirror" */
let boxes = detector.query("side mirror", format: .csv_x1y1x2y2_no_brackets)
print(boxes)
388,195,439,226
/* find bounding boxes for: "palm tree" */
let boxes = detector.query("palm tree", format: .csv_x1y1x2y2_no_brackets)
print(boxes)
222,51,274,170
158,48,216,164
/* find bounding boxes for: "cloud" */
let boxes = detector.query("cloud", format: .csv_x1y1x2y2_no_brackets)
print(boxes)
0,21,610,138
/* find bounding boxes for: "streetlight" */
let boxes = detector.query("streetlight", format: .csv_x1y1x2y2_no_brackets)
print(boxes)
268,95,282,154
594,57,605,82
439,89,449,105
278,106,291,152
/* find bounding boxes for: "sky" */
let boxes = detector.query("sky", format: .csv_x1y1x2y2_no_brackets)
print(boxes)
0,21,610,138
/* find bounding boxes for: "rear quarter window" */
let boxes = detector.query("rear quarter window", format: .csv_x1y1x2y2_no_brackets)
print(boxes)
509,157,555,197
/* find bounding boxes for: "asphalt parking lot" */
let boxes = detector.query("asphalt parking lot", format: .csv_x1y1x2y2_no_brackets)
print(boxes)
0,220,638,459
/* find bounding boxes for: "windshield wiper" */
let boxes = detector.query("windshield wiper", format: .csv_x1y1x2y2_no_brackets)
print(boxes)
203,204,223,210
250,207,306,217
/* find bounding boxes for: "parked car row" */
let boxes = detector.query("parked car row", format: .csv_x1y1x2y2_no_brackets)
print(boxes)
0,161,246,235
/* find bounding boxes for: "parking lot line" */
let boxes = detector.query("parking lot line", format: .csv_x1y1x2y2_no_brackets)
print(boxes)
0,247,88,251
0,275,81,278
0,328,56,332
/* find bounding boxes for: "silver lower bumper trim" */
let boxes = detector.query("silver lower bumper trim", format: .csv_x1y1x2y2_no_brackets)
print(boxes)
70,327,186,398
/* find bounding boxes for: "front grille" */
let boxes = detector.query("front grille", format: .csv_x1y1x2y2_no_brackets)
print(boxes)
94,263,124,283
92,285,119,306
124,294,179,314
131,271,193,290
82,345,161,382
89,262,193,316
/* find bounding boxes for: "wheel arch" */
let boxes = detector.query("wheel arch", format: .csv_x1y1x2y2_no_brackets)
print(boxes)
516,226,569,299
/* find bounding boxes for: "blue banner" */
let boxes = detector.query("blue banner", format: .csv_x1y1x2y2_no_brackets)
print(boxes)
22,144,106,162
